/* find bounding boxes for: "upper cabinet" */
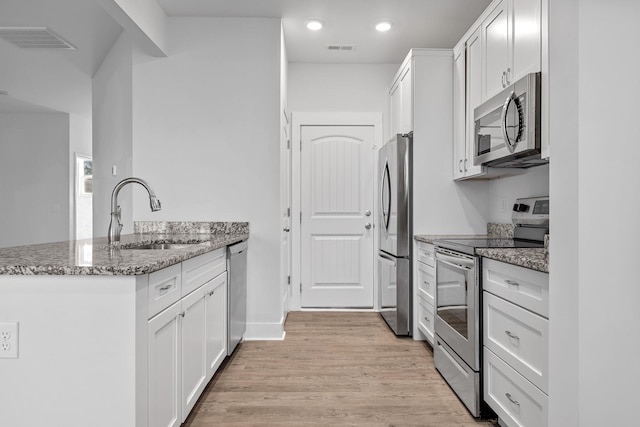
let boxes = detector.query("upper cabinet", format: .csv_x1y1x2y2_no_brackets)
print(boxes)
389,57,413,137
482,0,542,102
453,0,543,180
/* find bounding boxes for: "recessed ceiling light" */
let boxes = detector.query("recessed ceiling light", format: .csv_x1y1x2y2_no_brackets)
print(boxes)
375,22,392,32
306,20,323,31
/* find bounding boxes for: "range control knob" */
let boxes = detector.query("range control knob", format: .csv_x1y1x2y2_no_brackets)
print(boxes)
518,203,530,212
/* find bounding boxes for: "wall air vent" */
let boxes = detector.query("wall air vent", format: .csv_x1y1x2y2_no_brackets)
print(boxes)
0,27,76,50
327,45,356,51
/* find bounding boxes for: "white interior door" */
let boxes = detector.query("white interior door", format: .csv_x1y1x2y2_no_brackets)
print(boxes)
300,125,375,308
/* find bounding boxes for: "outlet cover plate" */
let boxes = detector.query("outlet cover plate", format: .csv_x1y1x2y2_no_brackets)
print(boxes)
0,321,18,358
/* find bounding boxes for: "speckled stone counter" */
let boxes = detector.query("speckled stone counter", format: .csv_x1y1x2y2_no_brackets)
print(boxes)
476,248,548,273
414,234,487,244
0,221,249,276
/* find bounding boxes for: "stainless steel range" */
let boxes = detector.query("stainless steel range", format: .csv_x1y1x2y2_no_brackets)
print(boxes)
433,196,549,417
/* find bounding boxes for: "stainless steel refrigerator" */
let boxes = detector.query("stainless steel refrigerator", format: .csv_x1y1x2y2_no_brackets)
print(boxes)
378,133,412,336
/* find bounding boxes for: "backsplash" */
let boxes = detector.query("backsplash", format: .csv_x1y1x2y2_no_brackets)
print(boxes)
134,221,249,234
487,223,515,238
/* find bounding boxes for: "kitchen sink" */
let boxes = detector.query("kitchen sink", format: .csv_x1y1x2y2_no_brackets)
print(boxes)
126,242,209,250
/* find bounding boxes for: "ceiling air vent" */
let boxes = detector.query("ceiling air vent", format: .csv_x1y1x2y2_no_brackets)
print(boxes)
327,45,356,51
0,27,76,50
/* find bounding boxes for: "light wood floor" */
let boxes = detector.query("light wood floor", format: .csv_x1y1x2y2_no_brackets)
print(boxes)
184,312,498,426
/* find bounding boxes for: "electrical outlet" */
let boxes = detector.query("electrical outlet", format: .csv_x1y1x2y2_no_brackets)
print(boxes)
0,322,18,359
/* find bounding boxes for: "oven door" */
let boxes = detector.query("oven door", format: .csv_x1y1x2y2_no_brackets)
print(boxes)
434,249,479,371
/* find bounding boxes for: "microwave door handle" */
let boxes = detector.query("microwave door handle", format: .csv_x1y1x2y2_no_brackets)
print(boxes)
502,91,518,153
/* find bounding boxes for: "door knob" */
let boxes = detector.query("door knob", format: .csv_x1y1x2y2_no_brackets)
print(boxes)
365,223,372,230
283,227,290,232
365,210,372,217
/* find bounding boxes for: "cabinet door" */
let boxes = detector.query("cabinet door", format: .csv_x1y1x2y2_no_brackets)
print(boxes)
389,80,401,138
453,44,467,180
206,273,228,381
511,0,541,82
465,27,485,178
482,0,510,100
399,63,413,134
181,284,209,421
148,301,182,427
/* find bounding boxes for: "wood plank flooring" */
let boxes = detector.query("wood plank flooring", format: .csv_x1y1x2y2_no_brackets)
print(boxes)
184,312,498,426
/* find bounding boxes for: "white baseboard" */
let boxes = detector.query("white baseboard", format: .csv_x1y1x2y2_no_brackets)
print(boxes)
244,317,286,341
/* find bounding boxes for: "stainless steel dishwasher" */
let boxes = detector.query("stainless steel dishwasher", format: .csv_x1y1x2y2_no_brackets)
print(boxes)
227,240,248,355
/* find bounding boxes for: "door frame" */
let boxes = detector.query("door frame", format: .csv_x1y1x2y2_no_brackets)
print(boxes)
290,112,384,311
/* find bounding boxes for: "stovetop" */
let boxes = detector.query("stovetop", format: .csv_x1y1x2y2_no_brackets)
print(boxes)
434,238,544,256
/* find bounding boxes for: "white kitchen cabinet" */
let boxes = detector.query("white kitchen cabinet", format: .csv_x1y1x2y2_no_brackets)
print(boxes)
482,0,541,102
205,272,228,381
181,282,209,421
148,300,183,427
149,252,229,427
414,242,436,345
453,27,488,181
389,59,413,137
482,259,549,427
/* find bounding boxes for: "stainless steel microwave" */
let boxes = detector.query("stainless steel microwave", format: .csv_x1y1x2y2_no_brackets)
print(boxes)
473,72,547,168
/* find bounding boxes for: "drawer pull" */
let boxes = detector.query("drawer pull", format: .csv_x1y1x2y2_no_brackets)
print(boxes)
505,330,520,340
208,290,215,296
505,279,520,287
158,284,173,292
505,392,520,406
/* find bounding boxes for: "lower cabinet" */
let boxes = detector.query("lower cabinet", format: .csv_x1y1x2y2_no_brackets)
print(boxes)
415,242,436,344
482,259,549,427
148,252,228,427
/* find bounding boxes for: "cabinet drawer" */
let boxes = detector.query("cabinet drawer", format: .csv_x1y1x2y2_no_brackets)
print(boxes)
483,292,548,393
182,248,226,297
417,261,435,303
417,296,434,344
148,263,182,319
484,348,548,427
483,258,549,318
417,243,435,267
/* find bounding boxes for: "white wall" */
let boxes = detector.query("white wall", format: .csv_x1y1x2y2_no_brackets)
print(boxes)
131,17,283,339
288,63,398,137
489,164,549,223
92,32,134,238
549,1,640,426
0,113,70,247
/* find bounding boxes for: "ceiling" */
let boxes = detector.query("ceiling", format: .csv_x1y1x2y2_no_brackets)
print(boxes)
0,0,491,113
157,0,492,64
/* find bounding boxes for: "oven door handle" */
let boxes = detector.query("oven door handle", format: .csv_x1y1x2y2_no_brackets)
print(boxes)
436,253,474,270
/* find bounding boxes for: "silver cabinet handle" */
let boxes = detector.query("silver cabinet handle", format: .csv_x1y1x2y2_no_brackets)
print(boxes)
505,67,511,85
365,210,371,217
501,71,506,88
505,392,520,406
365,223,372,230
459,159,463,173
283,227,290,232
505,330,520,340
159,285,172,292
505,279,520,287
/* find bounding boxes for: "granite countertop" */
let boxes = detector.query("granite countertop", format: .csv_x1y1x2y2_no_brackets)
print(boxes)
477,248,548,273
0,221,249,276
414,234,487,244
414,223,548,272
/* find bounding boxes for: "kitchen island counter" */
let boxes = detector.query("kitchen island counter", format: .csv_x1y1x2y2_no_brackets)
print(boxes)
0,221,248,276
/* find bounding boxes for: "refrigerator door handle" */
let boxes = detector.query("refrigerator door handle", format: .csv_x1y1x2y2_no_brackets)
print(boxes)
378,251,397,266
381,161,391,233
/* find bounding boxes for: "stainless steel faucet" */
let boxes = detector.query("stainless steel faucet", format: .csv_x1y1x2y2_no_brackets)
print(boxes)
108,177,161,246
